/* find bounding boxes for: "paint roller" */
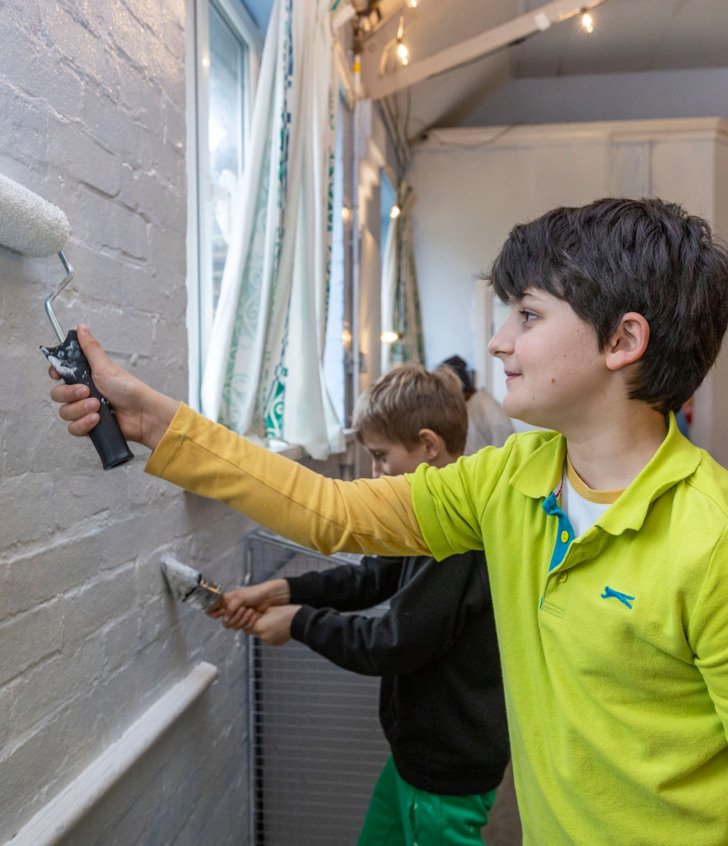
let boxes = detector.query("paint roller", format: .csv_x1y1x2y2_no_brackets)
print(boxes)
0,172,133,468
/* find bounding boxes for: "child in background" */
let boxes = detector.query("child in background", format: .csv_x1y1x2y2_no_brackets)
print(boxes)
439,354,513,452
49,197,728,844
214,365,510,846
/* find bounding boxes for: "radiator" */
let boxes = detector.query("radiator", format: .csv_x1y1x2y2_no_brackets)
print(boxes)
245,530,390,846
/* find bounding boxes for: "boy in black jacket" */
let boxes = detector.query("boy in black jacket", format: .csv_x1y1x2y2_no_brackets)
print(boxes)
216,365,509,845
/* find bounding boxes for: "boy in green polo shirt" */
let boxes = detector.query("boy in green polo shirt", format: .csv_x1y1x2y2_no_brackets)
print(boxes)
49,197,728,844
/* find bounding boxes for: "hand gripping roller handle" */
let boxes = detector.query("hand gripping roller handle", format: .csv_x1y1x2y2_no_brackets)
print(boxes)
40,257,133,470
0,171,132,469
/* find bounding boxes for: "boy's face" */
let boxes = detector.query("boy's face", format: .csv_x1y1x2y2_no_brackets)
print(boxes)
488,288,604,429
360,431,431,478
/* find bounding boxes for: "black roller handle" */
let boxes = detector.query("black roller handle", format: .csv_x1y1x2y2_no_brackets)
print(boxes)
41,329,134,469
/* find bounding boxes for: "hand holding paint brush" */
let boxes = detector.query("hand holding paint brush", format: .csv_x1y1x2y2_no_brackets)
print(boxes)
210,579,291,631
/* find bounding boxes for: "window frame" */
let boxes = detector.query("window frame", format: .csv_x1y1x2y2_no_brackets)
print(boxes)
186,0,262,410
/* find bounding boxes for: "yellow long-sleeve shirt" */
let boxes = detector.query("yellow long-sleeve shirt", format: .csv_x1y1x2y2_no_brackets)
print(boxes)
145,403,426,556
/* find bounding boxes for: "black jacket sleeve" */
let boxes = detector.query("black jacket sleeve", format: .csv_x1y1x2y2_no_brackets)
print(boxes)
289,553,487,677
286,556,402,611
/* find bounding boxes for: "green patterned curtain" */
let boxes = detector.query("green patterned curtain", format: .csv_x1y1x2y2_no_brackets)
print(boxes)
201,0,343,458
382,181,425,370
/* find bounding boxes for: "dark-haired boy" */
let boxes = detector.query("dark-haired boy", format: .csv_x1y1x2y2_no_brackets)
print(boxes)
50,197,728,844
215,364,509,845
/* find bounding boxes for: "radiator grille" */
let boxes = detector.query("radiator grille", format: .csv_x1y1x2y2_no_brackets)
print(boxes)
245,530,390,845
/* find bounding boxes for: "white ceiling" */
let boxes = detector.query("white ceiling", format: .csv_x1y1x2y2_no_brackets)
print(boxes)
515,0,728,76
355,0,728,138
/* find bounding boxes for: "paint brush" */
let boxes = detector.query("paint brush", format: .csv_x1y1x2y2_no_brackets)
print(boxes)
161,555,224,613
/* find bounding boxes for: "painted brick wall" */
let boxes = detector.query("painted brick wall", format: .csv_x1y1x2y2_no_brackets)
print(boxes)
0,2,255,842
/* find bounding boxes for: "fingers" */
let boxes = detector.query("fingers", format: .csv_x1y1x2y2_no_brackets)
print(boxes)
76,324,112,372
221,589,248,616
51,381,92,407
222,606,260,631
47,347,98,435
50,381,100,435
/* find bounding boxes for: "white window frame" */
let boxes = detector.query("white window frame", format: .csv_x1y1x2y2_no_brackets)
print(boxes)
186,0,262,410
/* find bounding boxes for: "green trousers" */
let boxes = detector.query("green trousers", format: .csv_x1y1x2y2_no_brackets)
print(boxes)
357,757,497,846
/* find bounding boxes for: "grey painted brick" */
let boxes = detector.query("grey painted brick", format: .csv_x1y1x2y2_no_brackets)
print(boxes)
3,473,65,548
72,188,149,259
0,84,51,167
119,166,185,233
0,2,256,842
117,63,163,132
5,637,105,746
102,3,150,74
0,713,72,831
60,563,136,649
49,120,121,198
82,89,146,167
0,1,42,32
0,601,63,686
39,5,108,85
0,548,97,619
0,25,85,124
162,98,186,152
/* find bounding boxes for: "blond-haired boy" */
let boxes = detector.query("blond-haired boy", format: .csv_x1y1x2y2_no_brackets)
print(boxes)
214,364,509,845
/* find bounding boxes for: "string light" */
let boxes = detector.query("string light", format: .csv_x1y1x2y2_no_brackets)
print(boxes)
381,330,401,344
580,10,594,33
390,204,401,219
341,205,353,223
395,15,410,65
405,0,418,7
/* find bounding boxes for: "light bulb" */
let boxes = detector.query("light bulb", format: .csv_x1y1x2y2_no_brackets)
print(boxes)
406,0,418,7
390,204,401,219
381,330,400,344
396,41,410,65
341,205,352,223
581,11,594,33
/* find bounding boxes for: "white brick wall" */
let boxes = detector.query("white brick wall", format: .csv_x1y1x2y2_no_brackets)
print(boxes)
0,2,255,842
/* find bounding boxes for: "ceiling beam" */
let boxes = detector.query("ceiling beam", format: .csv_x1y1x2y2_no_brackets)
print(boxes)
362,0,611,101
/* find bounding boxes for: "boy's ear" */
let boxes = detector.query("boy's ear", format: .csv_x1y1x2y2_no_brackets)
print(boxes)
605,312,650,372
417,428,446,460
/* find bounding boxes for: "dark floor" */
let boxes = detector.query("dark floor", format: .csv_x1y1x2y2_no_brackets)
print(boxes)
482,762,522,845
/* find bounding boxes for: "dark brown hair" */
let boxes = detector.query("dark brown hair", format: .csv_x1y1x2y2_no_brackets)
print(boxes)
489,197,728,413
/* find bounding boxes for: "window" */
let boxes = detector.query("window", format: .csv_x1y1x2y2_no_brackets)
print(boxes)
323,93,354,428
187,0,261,409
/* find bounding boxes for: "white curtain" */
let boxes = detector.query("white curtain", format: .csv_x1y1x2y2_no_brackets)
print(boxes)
201,0,343,459
381,182,425,371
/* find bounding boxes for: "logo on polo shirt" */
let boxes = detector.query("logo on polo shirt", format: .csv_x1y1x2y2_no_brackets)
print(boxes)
600,586,635,609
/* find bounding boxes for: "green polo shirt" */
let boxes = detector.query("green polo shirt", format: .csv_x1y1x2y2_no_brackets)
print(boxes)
410,415,728,845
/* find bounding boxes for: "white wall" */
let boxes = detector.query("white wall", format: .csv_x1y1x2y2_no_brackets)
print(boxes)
409,118,728,461
463,68,728,127
0,3,251,843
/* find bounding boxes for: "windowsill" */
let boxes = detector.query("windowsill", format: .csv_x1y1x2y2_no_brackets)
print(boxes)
267,428,356,462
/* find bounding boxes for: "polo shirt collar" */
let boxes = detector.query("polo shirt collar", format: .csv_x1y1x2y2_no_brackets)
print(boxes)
510,413,701,535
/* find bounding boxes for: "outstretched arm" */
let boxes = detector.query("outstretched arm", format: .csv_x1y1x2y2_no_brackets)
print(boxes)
49,327,430,559
289,554,487,676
